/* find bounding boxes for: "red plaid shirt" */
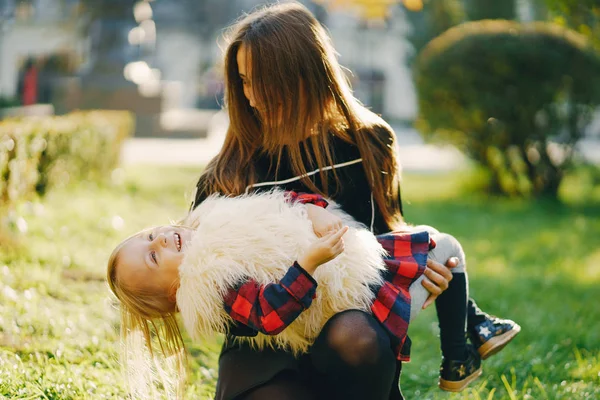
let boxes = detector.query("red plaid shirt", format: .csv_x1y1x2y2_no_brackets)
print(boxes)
222,192,432,361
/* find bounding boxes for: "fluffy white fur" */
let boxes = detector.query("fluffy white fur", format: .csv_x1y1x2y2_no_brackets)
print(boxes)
176,190,387,355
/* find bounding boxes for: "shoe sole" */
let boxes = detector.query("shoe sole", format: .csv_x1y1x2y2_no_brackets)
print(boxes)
438,367,483,392
478,323,522,360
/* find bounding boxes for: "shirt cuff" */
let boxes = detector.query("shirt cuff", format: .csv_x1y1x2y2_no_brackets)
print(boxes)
280,261,318,309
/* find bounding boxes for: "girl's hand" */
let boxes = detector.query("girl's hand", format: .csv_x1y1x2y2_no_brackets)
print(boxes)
298,226,349,275
305,204,343,237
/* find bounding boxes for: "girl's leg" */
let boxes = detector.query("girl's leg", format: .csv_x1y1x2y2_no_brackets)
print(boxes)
430,232,469,361
415,231,482,392
410,226,520,362
308,310,397,400
408,275,428,321
407,228,469,360
467,298,490,328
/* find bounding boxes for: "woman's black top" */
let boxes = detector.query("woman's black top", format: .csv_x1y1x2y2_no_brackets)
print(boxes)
192,133,402,235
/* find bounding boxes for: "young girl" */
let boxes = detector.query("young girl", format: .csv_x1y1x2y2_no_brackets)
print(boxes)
108,191,471,399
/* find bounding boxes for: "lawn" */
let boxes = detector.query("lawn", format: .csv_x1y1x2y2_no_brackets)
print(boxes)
0,165,598,399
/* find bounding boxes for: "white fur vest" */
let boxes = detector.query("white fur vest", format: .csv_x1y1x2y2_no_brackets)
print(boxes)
176,191,387,355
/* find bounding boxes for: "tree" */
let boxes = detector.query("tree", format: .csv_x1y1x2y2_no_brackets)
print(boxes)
463,0,516,21
544,0,600,49
404,0,520,62
414,20,600,198
312,0,400,20
404,0,464,57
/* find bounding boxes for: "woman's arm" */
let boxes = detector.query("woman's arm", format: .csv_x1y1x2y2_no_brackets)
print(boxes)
421,257,457,308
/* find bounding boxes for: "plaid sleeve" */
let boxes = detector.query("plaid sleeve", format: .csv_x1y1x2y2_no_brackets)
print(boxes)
285,191,329,208
371,230,431,361
377,231,432,288
223,262,318,335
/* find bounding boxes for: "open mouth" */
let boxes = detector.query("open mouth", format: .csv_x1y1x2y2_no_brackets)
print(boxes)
174,232,182,252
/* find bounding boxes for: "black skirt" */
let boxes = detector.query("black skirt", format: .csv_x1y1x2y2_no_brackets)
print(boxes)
214,338,405,400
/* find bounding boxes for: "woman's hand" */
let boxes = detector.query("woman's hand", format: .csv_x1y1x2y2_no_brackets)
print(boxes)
305,204,343,237
298,226,349,275
421,257,458,309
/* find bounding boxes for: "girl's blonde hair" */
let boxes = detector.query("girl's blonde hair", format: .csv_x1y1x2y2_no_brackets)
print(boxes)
197,1,404,229
107,233,187,399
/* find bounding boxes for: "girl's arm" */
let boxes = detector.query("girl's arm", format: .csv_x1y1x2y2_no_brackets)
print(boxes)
285,191,329,208
286,191,345,237
223,262,317,335
211,190,334,336
223,226,347,336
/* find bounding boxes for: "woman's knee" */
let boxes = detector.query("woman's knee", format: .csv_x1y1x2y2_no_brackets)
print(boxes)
429,232,466,273
316,310,391,367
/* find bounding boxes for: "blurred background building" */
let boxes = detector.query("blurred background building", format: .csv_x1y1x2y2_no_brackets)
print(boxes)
0,0,597,140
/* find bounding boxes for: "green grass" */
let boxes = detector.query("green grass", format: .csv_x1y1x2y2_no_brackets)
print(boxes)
1,166,599,399
400,172,600,399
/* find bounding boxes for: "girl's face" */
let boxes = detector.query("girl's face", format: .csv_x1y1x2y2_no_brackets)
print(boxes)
116,225,194,300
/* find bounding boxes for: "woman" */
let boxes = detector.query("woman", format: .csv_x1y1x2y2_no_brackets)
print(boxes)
191,3,519,399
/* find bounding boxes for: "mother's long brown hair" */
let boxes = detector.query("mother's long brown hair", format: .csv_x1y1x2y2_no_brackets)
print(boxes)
198,2,403,228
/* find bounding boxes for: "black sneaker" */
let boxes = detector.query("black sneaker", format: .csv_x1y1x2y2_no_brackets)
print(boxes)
438,344,482,392
469,316,521,360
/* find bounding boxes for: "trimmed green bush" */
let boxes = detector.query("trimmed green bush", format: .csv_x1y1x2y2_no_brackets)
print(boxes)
0,96,19,109
0,111,133,206
415,20,600,197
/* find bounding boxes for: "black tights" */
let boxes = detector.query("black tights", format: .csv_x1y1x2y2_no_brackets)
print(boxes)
237,370,314,400
237,310,398,400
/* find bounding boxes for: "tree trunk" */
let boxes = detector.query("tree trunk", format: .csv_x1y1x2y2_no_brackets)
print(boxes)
539,169,562,198
535,143,563,199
